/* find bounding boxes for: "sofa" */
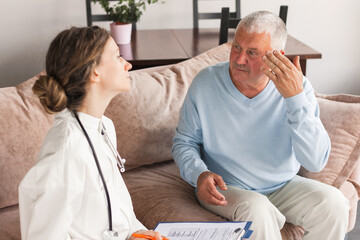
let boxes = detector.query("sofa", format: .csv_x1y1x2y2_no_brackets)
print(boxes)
1,43,360,240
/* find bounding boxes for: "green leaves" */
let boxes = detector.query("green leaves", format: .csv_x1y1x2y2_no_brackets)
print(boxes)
93,0,164,24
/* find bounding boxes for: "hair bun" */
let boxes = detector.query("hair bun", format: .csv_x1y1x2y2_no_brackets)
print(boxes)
32,75,68,114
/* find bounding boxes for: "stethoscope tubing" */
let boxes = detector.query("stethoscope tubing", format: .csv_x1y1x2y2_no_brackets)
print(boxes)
73,111,114,232
101,123,126,172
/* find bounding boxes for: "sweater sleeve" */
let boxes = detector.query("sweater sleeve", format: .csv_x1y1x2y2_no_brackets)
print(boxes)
284,77,331,172
172,83,209,187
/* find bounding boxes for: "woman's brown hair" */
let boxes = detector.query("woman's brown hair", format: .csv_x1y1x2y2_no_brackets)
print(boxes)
32,26,110,114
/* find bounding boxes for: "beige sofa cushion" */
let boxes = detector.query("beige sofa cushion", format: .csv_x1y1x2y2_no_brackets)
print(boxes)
0,75,53,209
299,94,360,231
105,43,232,170
0,205,21,239
123,161,226,229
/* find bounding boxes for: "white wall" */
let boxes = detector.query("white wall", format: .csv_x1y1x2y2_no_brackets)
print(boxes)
1,0,359,94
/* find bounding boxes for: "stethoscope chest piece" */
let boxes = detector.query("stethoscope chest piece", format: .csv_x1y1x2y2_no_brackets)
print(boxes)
103,229,119,240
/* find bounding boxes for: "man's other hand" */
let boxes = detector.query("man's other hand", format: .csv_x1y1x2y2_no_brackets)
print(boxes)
197,171,228,206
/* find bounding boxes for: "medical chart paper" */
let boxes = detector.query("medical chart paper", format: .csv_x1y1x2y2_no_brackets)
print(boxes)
154,221,253,240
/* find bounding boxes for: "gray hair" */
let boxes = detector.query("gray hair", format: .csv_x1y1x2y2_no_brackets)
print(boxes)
237,11,287,50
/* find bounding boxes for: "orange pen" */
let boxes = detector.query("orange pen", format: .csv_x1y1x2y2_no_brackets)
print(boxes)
131,233,170,240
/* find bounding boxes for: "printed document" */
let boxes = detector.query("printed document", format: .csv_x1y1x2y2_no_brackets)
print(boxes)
154,221,251,240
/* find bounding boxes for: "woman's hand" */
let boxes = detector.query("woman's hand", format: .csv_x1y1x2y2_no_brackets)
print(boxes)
130,229,168,240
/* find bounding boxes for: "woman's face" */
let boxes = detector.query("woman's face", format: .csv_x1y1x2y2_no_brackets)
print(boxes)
95,37,132,94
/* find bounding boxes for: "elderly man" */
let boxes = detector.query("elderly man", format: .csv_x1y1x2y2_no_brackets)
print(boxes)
172,11,349,239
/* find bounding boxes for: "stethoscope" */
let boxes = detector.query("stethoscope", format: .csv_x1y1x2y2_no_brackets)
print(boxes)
73,111,126,240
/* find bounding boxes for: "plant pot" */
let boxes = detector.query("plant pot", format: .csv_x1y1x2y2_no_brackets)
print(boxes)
110,22,132,45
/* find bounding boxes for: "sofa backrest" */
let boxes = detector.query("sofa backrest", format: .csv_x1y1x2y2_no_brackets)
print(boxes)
105,43,232,170
0,75,54,209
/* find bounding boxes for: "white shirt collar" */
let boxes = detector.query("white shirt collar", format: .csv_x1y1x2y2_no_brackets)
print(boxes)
59,108,104,133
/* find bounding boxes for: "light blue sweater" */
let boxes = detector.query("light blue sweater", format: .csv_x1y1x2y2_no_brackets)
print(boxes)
172,62,331,194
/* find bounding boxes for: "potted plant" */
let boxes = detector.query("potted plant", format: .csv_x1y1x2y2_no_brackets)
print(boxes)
93,0,164,44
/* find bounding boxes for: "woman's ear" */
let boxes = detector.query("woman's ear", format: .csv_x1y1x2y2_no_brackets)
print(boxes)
89,66,101,84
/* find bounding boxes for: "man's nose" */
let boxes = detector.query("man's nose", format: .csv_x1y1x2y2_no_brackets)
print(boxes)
235,52,247,65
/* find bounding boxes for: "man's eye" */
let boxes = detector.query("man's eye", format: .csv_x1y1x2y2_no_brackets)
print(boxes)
248,51,256,56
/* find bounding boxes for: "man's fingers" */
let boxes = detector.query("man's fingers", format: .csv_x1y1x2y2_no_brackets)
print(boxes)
293,56,302,72
261,65,278,82
262,55,277,71
206,174,227,204
205,194,228,206
272,50,294,69
201,187,227,206
209,186,226,200
214,174,227,190
263,51,287,72
197,171,228,206
207,180,226,199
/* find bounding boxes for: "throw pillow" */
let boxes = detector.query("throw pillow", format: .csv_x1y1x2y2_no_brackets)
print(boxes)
299,95,360,189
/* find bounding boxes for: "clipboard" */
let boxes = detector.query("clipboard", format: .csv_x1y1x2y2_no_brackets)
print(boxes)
154,221,253,240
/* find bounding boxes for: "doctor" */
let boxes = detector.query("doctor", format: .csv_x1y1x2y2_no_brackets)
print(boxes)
19,26,165,240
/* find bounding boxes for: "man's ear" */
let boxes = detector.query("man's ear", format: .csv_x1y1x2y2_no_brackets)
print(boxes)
89,66,101,84
280,50,285,55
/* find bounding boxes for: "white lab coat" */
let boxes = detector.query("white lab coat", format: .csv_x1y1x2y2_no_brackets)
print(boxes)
19,109,145,239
